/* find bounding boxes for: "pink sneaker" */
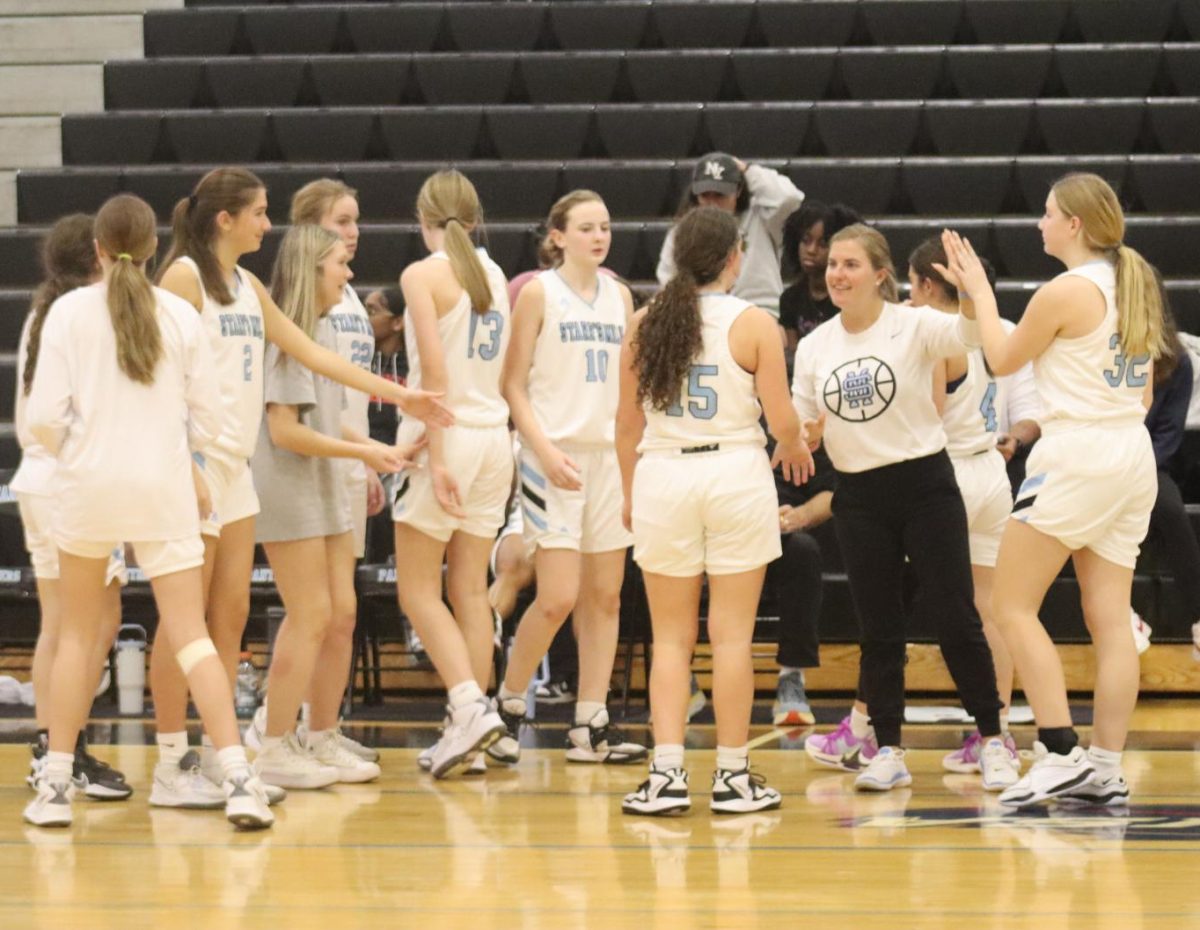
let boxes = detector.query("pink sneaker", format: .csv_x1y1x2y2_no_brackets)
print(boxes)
943,730,1018,774
804,716,878,772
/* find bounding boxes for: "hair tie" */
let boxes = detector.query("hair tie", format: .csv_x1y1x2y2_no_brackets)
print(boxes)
442,216,462,227
187,194,198,212
116,253,133,261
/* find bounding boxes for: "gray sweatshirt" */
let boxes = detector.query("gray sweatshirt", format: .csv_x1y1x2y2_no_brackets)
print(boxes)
655,163,804,318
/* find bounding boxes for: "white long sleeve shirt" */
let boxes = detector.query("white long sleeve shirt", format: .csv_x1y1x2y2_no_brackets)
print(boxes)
792,302,981,473
26,282,221,541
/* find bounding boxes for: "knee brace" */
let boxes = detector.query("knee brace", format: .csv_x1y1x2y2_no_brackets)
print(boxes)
176,637,218,675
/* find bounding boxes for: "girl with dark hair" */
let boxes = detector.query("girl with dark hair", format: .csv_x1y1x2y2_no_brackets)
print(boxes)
24,194,272,830
778,201,863,352
793,224,1007,794
618,207,813,816
15,214,131,801
151,167,451,805
493,190,644,768
656,153,803,319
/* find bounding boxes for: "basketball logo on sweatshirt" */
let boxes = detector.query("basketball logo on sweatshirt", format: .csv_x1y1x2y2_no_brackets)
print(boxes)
823,357,896,422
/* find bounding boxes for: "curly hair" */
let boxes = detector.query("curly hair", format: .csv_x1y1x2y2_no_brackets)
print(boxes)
634,207,740,411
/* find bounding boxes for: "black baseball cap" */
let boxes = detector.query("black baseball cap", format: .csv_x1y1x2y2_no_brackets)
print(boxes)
691,152,743,196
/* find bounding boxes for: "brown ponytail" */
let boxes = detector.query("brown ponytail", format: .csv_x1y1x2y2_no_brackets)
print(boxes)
159,166,265,306
96,195,162,385
634,207,739,411
415,170,493,314
24,213,96,395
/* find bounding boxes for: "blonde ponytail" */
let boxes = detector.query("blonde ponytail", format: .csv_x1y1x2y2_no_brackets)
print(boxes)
416,170,493,314
96,195,162,384
1114,244,1167,360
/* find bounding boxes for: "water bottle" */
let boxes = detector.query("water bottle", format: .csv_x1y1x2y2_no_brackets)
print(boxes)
235,651,260,717
114,624,147,715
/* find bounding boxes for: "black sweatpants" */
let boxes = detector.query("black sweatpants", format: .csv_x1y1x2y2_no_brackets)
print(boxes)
765,532,823,669
1148,470,1200,621
832,451,1002,747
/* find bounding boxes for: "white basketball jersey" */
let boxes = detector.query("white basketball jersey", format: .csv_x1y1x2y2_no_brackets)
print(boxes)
327,284,374,439
403,248,510,428
527,270,625,447
639,293,765,452
943,349,1004,458
177,256,266,458
1035,260,1149,429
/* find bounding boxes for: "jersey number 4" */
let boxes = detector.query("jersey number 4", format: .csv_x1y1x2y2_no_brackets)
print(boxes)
1104,334,1150,389
979,382,998,432
666,365,719,420
468,310,504,360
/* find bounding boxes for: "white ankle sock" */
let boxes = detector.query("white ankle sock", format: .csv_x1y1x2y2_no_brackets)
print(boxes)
157,732,188,767
304,728,333,750
654,743,684,771
716,744,749,773
1087,745,1123,776
44,750,74,784
498,683,526,714
448,680,484,711
850,707,872,739
575,701,607,727
216,745,251,780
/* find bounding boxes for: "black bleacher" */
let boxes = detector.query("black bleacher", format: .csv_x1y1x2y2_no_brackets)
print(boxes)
3,0,1200,656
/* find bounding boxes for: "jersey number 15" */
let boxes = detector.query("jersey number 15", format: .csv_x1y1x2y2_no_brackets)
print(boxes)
666,365,719,420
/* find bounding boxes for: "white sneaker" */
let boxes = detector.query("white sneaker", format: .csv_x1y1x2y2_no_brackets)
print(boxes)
429,699,505,779
1130,610,1152,655
253,733,340,790
1058,768,1131,807
306,730,381,783
566,711,647,765
417,741,436,772
998,742,1093,808
243,705,268,752
710,768,782,814
622,766,691,816
854,747,913,792
23,779,74,827
466,753,486,775
297,721,380,763
486,697,524,766
979,737,1021,791
149,750,227,809
223,771,275,829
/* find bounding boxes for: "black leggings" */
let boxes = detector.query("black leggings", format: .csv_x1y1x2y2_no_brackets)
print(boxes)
765,532,823,669
833,451,1002,747
1147,469,1200,621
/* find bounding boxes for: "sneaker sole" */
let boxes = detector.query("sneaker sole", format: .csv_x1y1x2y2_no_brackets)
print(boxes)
711,796,783,814
331,765,381,784
431,724,505,780
81,781,133,801
24,811,72,828
148,790,226,810
806,748,871,773
566,748,648,765
941,758,982,775
255,767,340,790
999,769,1095,807
855,774,913,792
773,709,816,727
226,808,274,830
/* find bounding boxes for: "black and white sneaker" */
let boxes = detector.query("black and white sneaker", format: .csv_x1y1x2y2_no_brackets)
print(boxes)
535,681,576,705
73,745,133,801
24,779,74,828
710,768,782,814
1057,769,1130,807
622,766,691,816
485,698,525,766
566,712,647,765
999,743,1094,808
27,736,47,791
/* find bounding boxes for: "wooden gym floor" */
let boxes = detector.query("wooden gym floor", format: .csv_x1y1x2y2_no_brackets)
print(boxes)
1,701,1198,930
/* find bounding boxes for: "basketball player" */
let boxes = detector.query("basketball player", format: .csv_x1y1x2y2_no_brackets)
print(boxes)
908,238,1023,787
939,173,1165,807
492,191,645,767
618,207,813,816
150,167,451,807
23,194,272,829
14,214,131,801
792,224,1008,793
393,170,510,779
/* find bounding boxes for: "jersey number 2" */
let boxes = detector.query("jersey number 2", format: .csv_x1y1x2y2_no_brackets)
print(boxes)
468,311,504,361
666,365,719,420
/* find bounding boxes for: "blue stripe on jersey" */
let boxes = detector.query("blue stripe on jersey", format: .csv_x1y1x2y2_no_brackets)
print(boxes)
523,504,548,530
519,461,547,489
192,451,206,468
